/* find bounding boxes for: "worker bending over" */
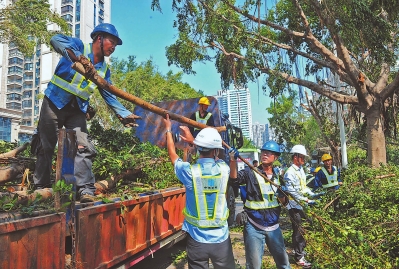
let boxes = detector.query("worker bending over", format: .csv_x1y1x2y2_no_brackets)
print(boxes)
33,23,140,203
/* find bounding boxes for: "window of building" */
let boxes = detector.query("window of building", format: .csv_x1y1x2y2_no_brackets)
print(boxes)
61,0,73,4
98,17,104,24
61,5,73,14
99,0,104,9
24,63,33,71
22,100,32,108
75,24,80,38
0,117,12,142
6,102,21,110
62,14,73,22
7,93,21,101
8,66,23,74
75,0,81,22
19,133,32,144
8,57,23,65
99,9,104,17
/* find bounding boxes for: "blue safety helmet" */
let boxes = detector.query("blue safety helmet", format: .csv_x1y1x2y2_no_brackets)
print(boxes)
90,23,122,45
261,141,281,155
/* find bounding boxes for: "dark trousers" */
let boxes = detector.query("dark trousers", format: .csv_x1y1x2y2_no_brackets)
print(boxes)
186,234,236,269
34,97,96,196
288,208,307,261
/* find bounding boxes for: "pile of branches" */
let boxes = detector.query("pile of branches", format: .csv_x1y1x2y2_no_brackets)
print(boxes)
304,148,399,268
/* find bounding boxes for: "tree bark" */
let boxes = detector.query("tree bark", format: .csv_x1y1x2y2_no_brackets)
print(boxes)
366,103,387,166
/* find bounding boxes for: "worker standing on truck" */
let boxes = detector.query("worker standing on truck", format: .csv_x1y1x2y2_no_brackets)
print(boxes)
283,145,316,268
189,97,215,137
33,23,140,203
164,114,235,269
229,141,291,269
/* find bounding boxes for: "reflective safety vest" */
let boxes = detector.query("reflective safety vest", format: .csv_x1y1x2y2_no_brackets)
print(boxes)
320,166,338,188
286,166,307,199
183,163,229,228
244,172,279,209
50,44,108,101
193,111,212,132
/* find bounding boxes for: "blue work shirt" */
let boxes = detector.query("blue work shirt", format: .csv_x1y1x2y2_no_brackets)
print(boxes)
313,166,341,191
46,34,131,117
174,158,229,244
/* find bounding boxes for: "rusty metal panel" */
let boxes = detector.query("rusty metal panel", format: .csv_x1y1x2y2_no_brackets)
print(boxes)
133,96,222,149
75,187,186,269
0,213,66,269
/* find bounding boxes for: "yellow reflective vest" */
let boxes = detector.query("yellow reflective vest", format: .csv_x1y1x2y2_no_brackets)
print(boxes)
50,44,108,101
193,111,212,132
320,166,339,189
244,171,279,210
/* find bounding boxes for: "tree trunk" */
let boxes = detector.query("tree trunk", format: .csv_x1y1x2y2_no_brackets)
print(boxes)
366,104,386,166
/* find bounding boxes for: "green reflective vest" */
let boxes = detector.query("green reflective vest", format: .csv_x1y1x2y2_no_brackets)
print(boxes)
244,171,279,210
193,111,212,132
183,163,229,228
320,166,338,188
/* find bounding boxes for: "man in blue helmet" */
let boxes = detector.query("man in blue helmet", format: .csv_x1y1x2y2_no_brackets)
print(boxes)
229,141,291,269
33,23,140,203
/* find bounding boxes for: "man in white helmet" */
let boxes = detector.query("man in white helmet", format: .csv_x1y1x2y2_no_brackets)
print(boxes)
283,145,315,268
163,114,235,269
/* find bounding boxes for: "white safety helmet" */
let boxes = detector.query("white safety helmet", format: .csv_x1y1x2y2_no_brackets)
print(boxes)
290,145,308,156
193,128,224,151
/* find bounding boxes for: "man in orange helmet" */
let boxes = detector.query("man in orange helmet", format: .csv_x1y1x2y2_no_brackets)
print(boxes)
189,96,215,137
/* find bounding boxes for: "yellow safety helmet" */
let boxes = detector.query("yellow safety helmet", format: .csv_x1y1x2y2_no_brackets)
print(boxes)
321,153,332,162
198,97,211,106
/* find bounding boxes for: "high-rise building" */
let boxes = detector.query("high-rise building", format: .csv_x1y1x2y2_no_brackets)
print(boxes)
252,122,269,148
0,0,110,143
216,88,253,140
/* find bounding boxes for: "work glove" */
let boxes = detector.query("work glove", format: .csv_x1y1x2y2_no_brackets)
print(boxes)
78,55,97,80
235,211,248,226
307,199,317,206
117,114,141,127
228,147,239,160
86,105,96,121
311,191,326,199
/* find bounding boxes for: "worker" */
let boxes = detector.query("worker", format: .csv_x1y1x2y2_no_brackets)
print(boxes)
33,23,140,203
252,160,259,167
283,145,315,268
189,96,215,137
164,114,235,269
313,153,342,191
230,141,291,269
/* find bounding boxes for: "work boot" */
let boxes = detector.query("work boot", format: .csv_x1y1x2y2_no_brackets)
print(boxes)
296,257,312,268
80,194,96,203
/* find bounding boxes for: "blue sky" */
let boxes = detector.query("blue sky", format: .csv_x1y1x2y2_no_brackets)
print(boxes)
111,0,272,124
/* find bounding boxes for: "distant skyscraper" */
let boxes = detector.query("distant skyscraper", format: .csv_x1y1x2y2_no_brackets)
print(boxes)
216,88,253,140
0,0,110,142
251,122,270,148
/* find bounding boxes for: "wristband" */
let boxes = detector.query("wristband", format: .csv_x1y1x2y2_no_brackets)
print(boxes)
165,130,172,134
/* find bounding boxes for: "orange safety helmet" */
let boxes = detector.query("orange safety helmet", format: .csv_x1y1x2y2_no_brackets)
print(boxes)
198,97,211,106
321,153,333,162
